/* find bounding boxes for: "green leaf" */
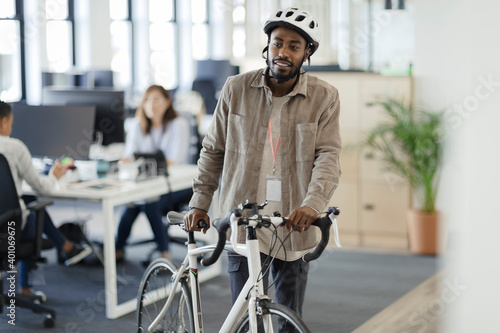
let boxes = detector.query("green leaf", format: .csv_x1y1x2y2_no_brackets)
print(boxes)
360,98,443,213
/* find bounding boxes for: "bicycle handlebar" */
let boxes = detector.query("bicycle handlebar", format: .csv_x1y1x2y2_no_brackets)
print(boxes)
200,207,340,267
166,211,208,229
200,209,239,267
304,206,339,262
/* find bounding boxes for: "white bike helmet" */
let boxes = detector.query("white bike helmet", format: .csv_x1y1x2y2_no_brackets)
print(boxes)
263,7,320,55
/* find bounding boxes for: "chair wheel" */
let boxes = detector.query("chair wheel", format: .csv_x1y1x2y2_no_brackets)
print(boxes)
35,290,47,303
43,316,55,328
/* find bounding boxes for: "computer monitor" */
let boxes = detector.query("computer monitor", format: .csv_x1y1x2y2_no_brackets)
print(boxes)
10,104,96,160
92,70,114,87
195,60,239,90
194,60,239,114
42,88,126,146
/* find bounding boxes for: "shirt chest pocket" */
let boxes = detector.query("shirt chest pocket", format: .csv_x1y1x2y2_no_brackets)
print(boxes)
227,114,252,155
295,123,317,162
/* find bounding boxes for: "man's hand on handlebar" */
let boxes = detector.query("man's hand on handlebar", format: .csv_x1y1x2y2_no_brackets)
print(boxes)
184,208,211,234
286,206,317,232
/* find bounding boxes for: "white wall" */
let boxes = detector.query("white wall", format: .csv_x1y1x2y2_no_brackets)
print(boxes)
414,0,500,331
75,0,114,71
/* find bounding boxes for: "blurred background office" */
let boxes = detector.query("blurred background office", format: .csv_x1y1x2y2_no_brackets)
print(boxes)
1,0,499,331
0,0,414,107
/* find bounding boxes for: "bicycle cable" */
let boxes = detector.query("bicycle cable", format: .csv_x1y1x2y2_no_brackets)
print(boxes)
259,211,327,295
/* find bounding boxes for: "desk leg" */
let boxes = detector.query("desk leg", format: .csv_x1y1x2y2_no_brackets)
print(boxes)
102,199,119,319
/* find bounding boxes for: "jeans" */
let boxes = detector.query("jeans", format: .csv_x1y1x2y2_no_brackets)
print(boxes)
227,252,309,331
19,195,67,289
115,188,192,252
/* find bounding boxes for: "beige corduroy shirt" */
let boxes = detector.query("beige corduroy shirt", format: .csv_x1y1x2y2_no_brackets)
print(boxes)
189,67,342,260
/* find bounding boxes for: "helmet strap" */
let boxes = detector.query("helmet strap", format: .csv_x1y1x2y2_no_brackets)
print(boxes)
261,46,269,60
301,45,311,72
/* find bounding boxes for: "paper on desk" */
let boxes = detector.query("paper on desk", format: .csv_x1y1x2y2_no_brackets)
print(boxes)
67,179,123,191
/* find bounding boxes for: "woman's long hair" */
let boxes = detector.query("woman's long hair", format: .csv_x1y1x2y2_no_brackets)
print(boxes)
136,85,178,135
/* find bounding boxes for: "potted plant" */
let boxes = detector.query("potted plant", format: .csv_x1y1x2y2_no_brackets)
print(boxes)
362,98,443,255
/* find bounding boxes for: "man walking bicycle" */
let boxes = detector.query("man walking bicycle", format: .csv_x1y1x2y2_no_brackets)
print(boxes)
185,7,342,324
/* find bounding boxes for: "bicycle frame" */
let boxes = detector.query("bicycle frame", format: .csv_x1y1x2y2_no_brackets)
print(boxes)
219,226,269,333
147,225,272,333
147,207,340,333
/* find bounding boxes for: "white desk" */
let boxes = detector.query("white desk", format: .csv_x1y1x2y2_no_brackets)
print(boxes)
27,164,221,319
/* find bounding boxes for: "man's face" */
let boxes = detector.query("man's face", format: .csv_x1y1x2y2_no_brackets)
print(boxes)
267,27,310,84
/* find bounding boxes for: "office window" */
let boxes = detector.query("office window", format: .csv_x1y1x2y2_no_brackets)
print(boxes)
0,0,15,18
191,0,209,60
232,0,246,58
0,0,22,102
110,0,128,20
148,0,177,89
110,0,132,88
149,0,174,22
45,0,73,72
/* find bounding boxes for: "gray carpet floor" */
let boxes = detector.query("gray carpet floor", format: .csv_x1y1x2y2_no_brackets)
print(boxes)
1,243,438,333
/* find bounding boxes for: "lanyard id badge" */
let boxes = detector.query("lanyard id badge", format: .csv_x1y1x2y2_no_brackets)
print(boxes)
266,174,281,202
266,119,281,201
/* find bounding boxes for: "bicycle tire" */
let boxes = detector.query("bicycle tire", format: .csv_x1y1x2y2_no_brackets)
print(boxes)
137,258,194,333
234,301,311,333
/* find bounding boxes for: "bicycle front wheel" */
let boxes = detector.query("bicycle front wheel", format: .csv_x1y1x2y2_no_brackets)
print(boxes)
234,301,311,333
137,258,194,333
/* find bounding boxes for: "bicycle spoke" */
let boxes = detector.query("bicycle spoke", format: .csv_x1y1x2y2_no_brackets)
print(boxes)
137,259,194,333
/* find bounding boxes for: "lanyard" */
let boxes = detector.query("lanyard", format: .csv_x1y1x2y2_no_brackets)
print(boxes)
268,120,280,175
151,126,164,152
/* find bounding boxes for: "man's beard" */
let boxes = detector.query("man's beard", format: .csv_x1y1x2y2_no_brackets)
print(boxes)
268,58,302,84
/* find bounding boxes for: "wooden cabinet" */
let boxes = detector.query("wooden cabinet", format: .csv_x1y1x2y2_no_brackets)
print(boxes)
315,72,412,250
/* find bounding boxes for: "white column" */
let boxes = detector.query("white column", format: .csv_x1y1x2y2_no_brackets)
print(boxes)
24,0,43,104
337,0,350,69
177,0,193,91
86,0,112,68
131,0,149,96
414,1,500,332
74,0,91,70
210,0,233,60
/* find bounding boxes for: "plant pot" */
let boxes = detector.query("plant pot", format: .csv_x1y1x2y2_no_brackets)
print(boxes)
407,210,441,255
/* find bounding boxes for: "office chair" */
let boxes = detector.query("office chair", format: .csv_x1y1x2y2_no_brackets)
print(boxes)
0,153,56,328
177,111,203,165
192,79,218,115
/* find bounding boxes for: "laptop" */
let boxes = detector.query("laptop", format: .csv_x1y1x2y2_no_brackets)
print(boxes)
133,150,169,179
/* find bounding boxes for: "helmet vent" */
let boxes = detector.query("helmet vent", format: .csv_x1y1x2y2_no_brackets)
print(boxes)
263,7,320,55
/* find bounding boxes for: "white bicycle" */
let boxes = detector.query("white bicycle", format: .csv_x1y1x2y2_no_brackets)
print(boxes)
136,201,340,333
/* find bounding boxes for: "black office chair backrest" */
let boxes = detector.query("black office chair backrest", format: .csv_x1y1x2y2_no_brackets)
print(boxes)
0,153,23,251
192,79,218,115
177,111,202,165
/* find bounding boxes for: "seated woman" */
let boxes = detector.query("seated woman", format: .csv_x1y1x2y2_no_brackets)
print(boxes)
0,101,92,294
116,85,193,261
